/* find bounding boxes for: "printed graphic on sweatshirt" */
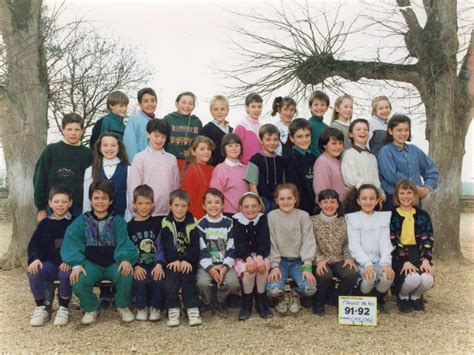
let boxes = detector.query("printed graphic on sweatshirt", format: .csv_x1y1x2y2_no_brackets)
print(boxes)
130,230,157,265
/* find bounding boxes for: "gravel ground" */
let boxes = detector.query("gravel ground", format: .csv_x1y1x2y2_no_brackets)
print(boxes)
0,215,472,353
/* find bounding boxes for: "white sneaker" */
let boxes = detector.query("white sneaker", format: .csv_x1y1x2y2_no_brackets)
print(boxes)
167,308,180,327
117,307,135,323
135,308,148,321
81,311,98,325
149,307,161,322
30,306,50,326
187,307,202,327
275,294,288,314
53,306,69,326
288,291,301,314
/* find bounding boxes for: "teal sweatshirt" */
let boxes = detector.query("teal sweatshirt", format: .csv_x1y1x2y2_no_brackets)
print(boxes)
60,212,139,268
101,112,126,140
33,141,93,210
309,115,328,158
163,111,202,159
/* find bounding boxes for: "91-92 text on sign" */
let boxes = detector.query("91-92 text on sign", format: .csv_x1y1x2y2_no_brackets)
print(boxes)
338,296,377,326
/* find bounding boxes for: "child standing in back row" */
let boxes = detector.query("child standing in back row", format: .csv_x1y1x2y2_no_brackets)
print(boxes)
284,119,316,215
128,119,180,218
234,93,263,164
164,92,203,171
34,113,93,221
308,91,330,157
368,96,392,156
210,133,249,216
90,91,129,147
271,96,297,157
330,94,353,150
377,115,439,211
244,124,285,213
123,88,158,162
181,136,215,219
200,95,233,166
83,132,129,217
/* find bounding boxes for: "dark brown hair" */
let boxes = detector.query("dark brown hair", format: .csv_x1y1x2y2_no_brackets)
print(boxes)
91,133,129,181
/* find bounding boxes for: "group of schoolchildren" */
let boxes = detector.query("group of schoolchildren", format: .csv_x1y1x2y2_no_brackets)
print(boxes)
27,87,438,328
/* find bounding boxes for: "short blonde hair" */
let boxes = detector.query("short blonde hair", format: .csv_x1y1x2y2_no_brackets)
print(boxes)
371,96,392,116
210,95,229,109
238,192,265,213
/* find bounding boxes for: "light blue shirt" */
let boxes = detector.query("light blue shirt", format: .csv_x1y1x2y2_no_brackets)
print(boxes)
377,142,439,195
123,111,152,162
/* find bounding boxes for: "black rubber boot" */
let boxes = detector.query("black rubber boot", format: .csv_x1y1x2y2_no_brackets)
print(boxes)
238,293,253,321
255,293,273,319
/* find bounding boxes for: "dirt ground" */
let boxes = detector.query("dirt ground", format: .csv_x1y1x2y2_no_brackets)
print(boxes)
0,215,472,353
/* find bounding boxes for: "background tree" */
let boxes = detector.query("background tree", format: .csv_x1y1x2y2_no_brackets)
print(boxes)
224,0,473,259
46,22,154,143
0,0,48,269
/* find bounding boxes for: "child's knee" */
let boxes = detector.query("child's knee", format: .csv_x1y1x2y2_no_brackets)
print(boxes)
266,283,284,298
420,273,434,288
298,283,317,297
404,273,421,288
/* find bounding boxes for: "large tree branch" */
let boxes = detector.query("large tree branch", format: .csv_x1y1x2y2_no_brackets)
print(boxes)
296,55,421,87
455,28,473,131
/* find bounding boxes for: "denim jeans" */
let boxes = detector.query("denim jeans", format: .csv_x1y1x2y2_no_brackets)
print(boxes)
266,257,316,297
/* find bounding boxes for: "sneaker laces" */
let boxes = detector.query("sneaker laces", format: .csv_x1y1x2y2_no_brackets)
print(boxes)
32,306,47,318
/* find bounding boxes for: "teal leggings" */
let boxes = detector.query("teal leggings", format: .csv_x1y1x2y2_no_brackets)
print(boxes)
72,260,133,312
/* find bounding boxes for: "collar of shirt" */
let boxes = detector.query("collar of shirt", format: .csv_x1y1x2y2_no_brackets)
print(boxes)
391,142,409,152
335,119,350,126
212,120,230,133
102,157,121,167
62,139,81,147
224,158,243,167
373,115,388,126
352,144,371,154
232,211,263,225
292,146,311,156
318,212,338,223
49,212,72,220
146,146,165,154
204,214,224,223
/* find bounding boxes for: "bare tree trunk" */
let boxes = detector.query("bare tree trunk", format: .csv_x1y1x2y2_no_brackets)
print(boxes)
0,0,48,269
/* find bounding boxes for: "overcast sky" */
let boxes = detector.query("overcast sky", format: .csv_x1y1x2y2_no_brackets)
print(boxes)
9,0,473,182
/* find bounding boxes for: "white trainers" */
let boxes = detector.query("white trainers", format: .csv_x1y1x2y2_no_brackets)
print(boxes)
187,307,202,327
149,307,161,322
167,308,180,327
135,308,148,321
53,306,69,326
275,294,288,314
30,305,50,326
288,291,301,314
117,307,135,323
81,311,98,325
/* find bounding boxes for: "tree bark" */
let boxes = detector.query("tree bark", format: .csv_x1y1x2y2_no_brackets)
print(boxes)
0,0,48,269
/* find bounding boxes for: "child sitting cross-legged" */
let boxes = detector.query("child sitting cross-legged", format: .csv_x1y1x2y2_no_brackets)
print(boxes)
60,180,139,325
128,184,165,322
27,186,74,327
157,189,202,327
196,188,241,318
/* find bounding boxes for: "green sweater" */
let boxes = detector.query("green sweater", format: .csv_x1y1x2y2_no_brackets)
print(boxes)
164,111,202,159
101,112,126,140
60,212,139,267
309,115,328,158
33,141,93,210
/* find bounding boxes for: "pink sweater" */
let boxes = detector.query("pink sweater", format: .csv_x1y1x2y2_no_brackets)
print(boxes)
209,161,249,214
313,152,345,202
234,119,262,164
127,147,179,216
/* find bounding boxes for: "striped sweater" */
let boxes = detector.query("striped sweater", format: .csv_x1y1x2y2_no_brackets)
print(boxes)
198,214,235,271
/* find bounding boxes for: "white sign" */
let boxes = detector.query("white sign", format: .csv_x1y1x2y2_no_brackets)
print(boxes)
338,296,377,326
